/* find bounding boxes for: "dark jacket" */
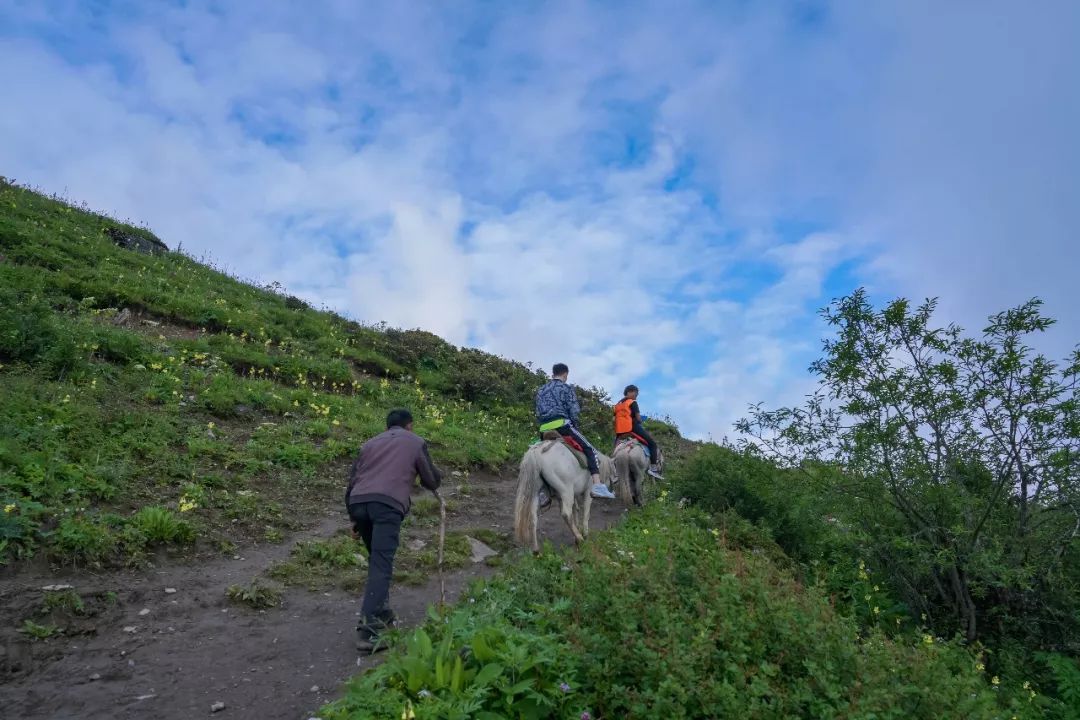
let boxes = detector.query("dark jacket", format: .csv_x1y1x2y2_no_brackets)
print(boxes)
346,427,441,515
535,379,581,425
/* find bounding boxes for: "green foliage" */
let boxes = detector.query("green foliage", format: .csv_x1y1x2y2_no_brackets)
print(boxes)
226,579,283,609
738,289,1080,703
324,503,1010,720
131,506,195,544
1,179,622,565
42,588,85,616
268,534,367,591
19,619,60,641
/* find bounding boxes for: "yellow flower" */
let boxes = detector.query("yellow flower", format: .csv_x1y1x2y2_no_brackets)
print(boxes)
207,422,215,429
991,676,1000,686
643,529,650,535
975,662,985,672
873,585,879,592
710,528,720,538
332,420,340,426
922,634,934,646
401,700,416,719
3,504,15,514
873,606,880,615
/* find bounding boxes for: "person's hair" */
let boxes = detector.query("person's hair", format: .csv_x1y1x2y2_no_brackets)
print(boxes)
623,384,639,396
552,363,569,377
386,408,413,429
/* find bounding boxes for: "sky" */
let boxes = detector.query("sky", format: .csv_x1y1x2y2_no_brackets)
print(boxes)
1,0,1078,441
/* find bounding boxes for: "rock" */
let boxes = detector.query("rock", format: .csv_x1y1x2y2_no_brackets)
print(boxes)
123,626,137,633
141,319,161,327
164,588,177,594
310,685,319,693
135,694,155,701
89,673,101,681
467,537,498,563
211,701,226,713
104,227,168,256
407,538,427,552
42,584,74,591
112,308,132,326
138,608,150,616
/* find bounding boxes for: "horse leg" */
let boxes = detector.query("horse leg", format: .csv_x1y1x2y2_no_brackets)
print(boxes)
560,486,584,545
581,486,592,539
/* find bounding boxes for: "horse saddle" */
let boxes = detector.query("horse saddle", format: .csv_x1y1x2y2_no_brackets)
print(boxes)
539,431,589,470
615,434,651,460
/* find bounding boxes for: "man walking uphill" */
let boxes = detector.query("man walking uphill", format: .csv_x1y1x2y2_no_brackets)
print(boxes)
346,408,441,652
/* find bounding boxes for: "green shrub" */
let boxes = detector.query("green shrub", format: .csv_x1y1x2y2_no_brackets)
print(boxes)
323,504,1009,720
226,579,283,609
130,506,195,544
51,515,117,564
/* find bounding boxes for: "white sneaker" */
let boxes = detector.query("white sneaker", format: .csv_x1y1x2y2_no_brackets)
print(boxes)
647,467,664,480
591,483,616,499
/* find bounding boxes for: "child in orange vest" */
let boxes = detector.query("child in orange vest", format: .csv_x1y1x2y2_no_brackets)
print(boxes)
614,385,662,478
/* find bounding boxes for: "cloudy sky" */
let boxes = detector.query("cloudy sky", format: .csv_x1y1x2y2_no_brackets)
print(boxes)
2,1,1077,440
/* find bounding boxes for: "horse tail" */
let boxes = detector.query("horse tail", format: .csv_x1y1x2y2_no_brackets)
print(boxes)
514,446,544,547
613,444,635,506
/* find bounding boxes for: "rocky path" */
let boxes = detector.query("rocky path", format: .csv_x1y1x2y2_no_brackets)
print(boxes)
0,471,625,720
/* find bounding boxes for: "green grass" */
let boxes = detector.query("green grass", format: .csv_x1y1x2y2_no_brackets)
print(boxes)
0,179,642,566
267,534,368,591
321,502,1025,720
226,579,283,609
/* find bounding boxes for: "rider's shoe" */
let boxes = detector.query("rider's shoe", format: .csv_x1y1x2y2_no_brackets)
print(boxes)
647,465,664,480
591,483,616,499
538,490,551,510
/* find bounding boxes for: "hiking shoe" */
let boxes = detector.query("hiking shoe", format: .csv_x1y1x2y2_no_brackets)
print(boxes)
355,632,388,653
591,483,616,499
538,490,552,510
648,466,664,480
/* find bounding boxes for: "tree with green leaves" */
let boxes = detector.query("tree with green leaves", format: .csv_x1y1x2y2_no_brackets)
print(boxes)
738,290,1080,649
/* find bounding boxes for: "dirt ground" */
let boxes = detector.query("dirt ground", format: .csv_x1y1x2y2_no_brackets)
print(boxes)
0,470,626,720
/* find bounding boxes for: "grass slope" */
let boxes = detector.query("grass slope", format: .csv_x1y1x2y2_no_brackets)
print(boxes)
0,179,672,566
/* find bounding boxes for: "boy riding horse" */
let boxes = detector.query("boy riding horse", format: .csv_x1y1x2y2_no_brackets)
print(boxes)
535,363,616,500
614,384,663,479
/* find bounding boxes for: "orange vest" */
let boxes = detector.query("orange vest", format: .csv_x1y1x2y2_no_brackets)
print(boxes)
614,398,634,435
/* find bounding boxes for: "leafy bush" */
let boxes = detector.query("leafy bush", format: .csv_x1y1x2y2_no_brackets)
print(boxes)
130,506,195,544
323,503,1011,720
51,515,117,565
226,579,283,609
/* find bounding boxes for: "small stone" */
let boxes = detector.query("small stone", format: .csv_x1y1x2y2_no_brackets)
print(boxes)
407,538,426,551
123,626,137,633
138,608,150,616
89,673,102,681
42,584,74,591
467,537,498,563
128,659,136,667
211,701,226,712
310,685,319,693
164,588,177,594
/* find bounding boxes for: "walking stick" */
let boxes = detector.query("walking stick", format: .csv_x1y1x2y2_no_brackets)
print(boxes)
434,489,447,609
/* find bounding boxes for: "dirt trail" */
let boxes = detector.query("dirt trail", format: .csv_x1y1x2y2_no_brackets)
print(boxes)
0,470,625,720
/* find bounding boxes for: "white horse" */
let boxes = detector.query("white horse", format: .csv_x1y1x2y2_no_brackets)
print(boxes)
514,438,616,553
613,438,663,508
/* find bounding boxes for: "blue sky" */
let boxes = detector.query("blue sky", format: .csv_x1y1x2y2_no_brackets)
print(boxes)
2,0,1078,440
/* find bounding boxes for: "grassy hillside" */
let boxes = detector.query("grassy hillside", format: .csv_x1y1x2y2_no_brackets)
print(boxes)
0,179,672,566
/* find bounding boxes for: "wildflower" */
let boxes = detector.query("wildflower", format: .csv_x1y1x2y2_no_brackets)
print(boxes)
643,529,649,535
873,585,880,592
90,379,97,388
710,528,720,538
3,504,15,514
332,420,340,426
975,662,985,672
559,682,571,693
207,422,215,430
873,606,880,615
991,676,1000,687
1023,681,1031,690
417,689,430,699
922,634,934,646
401,700,416,719
581,713,591,720
62,395,71,403
179,498,197,513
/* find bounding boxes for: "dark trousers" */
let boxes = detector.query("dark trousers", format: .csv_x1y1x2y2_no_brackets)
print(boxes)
348,501,403,625
541,422,600,475
632,421,659,464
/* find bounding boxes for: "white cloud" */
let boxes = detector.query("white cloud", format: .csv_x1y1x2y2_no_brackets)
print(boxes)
0,0,1076,444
